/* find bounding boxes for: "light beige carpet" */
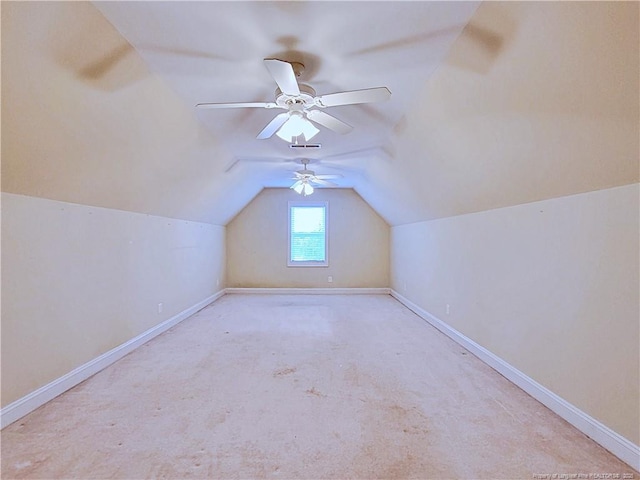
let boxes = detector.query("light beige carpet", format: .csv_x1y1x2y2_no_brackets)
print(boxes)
1,294,636,479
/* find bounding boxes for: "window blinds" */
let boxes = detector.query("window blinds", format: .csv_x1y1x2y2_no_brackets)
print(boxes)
290,205,326,263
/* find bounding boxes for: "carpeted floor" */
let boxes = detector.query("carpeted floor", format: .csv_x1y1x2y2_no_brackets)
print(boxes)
1,294,636,479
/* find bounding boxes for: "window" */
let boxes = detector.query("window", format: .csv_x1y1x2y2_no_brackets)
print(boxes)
288,201,328,267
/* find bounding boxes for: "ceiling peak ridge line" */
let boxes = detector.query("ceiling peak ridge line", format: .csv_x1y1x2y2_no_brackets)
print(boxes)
225,145,394,175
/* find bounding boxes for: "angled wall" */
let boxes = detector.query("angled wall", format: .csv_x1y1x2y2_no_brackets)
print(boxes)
1,1,257,227
358,1,639,225
226,188,389,288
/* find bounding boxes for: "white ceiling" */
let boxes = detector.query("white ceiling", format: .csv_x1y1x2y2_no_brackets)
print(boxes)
94,1,480,188
2,2,638,226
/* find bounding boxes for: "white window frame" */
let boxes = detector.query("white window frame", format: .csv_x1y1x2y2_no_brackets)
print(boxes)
287,201,329,267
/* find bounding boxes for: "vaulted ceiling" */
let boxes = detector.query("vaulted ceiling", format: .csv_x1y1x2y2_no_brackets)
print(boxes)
2,1,638,226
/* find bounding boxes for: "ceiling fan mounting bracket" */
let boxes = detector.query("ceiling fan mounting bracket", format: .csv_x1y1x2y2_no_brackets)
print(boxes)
289,61,305,78
297,159,315,177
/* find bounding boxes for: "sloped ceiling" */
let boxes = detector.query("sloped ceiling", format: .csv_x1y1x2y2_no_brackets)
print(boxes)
2,1,638,226
357,1,639,224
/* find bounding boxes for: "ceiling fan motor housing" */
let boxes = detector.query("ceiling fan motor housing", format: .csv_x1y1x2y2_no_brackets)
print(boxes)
275,84,317,108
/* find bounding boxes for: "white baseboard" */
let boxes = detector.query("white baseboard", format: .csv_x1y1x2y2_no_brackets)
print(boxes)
225,287,391,295
0,290,226,429
390,289,640,471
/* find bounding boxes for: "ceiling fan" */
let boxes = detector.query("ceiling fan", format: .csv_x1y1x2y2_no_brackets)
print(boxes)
196,58,391,142
290,159,342,196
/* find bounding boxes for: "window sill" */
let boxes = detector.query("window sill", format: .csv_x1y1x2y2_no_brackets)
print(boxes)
287,262,329,267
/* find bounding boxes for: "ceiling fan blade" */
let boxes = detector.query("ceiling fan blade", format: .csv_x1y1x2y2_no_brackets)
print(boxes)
315,87,391,107
263,59,300,96
257,112,289,139
196,101,278,109
306,110,353,135
315,174,343,180
311,178,338,187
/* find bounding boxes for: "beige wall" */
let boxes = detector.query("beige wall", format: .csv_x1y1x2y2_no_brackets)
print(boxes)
227,188,389,288
391,184,639,445
2,1,232,409
1,193,226,407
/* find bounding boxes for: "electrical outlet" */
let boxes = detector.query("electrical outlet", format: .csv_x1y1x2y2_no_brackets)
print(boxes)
446,304,450,315
328,276,333,283
158,303,163,314
216,278,220,286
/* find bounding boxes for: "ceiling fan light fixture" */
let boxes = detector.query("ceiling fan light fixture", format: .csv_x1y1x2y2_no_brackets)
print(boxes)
292,179,314,196
276,111,319,142
302,183,314,196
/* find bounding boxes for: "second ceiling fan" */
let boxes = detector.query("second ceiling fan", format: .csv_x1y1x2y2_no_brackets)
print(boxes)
290,158,342,196
196,58,391,142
